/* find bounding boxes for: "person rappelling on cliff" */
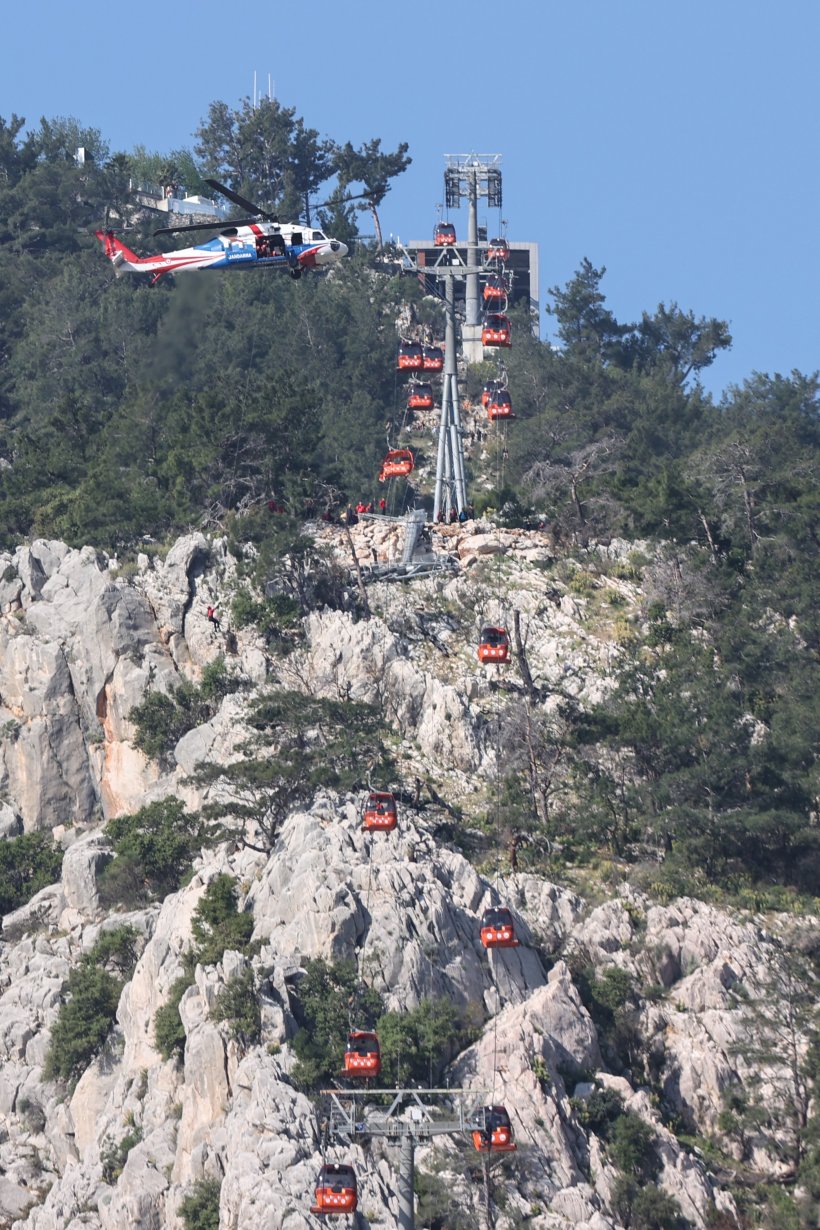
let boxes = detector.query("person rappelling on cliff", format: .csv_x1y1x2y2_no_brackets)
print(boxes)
206,603,221,631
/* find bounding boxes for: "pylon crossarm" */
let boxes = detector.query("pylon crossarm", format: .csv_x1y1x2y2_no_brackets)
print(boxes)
320,1088,493,1143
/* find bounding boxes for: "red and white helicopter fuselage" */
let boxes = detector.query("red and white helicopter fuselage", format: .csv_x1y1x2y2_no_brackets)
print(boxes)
96,220,348,284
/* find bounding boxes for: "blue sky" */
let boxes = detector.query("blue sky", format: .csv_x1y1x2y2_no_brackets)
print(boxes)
3,0,817,396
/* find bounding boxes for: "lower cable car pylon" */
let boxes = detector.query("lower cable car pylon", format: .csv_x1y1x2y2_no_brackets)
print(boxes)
472,1105,517,1152
342,1030,381,1078
311,1163,358,1215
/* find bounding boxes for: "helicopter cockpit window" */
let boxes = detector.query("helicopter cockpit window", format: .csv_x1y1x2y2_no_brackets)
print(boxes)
312,230,327,241
291,232,303,246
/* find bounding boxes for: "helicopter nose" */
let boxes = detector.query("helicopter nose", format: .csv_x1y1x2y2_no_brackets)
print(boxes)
331,241,347,256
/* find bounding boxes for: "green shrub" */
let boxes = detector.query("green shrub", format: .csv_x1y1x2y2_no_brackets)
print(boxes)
571,964,640,1070
612,1176,688,1229
99,797,204,907
608,1112,660,1181
231,587,300,639
100,1127,142,1184
0,832,63,915
154,976,192,1061
179,1177,221,1230
377,998,478,1088
17,1097,46,1133
291,958,382,1090
571,1086,625,1137
211,967,260,1045
45,964,125,1085
90,925,140,976
44,927,140,1087
190,874,254,967
130,658,241,761
415,1170,474,1230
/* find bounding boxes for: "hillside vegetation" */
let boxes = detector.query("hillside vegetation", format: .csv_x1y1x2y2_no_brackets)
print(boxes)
0,102,817,904
0,100,818,1230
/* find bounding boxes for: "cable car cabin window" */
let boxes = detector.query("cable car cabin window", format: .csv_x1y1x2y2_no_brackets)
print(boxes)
346,1033,379,1054
479,627,508,646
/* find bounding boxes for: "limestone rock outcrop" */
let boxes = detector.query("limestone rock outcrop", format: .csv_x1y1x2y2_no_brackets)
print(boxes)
0,528,807,1229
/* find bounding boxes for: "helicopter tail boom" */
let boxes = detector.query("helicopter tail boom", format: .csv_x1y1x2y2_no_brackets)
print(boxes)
95,230,143,276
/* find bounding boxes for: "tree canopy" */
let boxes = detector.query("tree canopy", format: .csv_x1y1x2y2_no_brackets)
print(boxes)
0,101,817,903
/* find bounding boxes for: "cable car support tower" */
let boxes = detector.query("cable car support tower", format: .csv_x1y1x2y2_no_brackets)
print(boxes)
321,1087,498,1230
400,155,503,524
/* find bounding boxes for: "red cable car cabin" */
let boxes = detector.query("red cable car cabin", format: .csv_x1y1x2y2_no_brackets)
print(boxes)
482,314,511,348
483,275,508,303
397,341,424,371
342,1030,381,1078
472,1105,517,1153
477,626,509,664
407,382,434,409
362,791,398,831
480,905,520,948
311,1164,358,1215
481,381,500,408
486,237,510,263
378,451,414,483
434,221,457,246
422,345,444,372
487,390,514,421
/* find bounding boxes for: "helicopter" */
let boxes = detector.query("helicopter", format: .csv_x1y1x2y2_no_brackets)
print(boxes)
95,178,353,284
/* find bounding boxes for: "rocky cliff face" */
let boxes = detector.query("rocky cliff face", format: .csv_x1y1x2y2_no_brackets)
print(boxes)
0,527,809,1228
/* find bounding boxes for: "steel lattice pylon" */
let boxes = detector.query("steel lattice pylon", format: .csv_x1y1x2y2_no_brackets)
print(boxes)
400,156,504,523
320,1087,494,1230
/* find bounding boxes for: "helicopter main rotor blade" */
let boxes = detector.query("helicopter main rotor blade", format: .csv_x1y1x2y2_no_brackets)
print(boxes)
312,191,373,211
204,178,275,220
153,217,258,237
